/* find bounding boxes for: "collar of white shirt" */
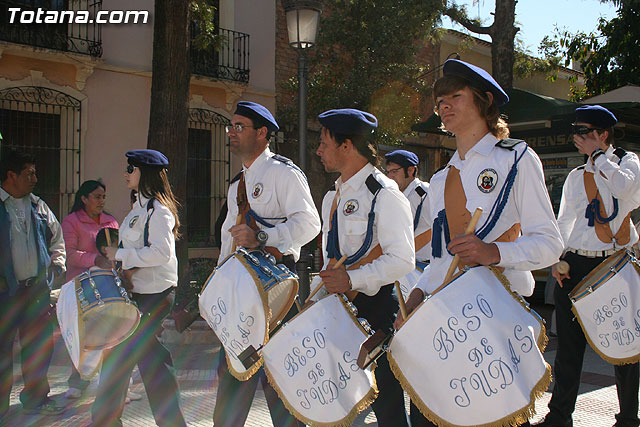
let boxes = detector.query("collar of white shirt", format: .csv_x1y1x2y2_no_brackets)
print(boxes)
403,178,421,198
0,186,10,203
449,132,497,168
243,147,273,175
335,162,376,193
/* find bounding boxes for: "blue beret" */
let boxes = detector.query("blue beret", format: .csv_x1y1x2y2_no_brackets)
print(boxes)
234,101,279,132
385,150,419,168
126,149,169,167
317,109,378,136
575,105,617,128
442,59,509,107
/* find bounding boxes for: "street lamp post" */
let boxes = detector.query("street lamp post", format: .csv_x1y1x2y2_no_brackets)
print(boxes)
282,0,322,172
283,0,322,302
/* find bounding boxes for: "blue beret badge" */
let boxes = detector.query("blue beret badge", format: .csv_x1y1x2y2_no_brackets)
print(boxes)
343,199,359,216
477,168,498,193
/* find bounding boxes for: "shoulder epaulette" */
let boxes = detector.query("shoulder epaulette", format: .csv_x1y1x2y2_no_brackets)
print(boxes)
433,164,448,176
495,138,525,150
614,147,627,161
272,153,307,180
230,171,243,185
415,186,427,197
365,174,383,195
328,184,336,192
577,165,585,170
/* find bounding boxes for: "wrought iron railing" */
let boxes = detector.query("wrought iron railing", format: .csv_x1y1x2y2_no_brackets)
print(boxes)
0,0,102,57
191,27,250,84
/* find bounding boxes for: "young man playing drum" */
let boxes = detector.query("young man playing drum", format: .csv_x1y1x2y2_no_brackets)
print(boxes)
384,150,431,298
536,106,640,427
213,101,320,427
314,108,415,426
398,59,564,427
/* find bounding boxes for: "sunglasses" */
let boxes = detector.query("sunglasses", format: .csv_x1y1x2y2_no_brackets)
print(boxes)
126,164,137,174
572,125,605,135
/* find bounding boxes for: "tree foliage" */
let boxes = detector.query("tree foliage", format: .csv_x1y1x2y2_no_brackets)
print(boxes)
557,0,640,98
281,0,444,146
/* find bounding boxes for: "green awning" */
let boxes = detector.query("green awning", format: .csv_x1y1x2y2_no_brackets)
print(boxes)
412,88,580,134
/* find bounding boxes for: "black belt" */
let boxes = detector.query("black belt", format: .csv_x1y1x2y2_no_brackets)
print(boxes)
18,277,38,287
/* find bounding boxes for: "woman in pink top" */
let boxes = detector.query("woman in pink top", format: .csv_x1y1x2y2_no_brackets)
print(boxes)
62,180,119,279
61,180,122,399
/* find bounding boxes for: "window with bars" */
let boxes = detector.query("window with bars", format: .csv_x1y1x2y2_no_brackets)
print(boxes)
187,108,230,247
0,86,81,220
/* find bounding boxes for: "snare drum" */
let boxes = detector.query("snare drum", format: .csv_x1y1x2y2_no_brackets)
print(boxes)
569,250,640,365
199,248,299,380
74,268,140,350
388,266,550,427
261,294,377,426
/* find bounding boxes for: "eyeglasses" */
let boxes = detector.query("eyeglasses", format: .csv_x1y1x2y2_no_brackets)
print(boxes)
572,125,605,135
225,124,256,133
385,167,403,175
126,164,137,174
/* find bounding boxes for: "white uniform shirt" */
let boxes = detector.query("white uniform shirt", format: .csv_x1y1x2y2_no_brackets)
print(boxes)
403,178,431,262
219,148,321,264
415,133,563,296
115,194,178,294
0,188,65,280
312,163,415,297
557,145,640,251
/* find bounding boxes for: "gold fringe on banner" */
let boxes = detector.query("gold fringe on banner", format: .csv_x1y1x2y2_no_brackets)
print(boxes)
201,253,272,381
387,266,552,427
569,253,640,366
262,295,379,427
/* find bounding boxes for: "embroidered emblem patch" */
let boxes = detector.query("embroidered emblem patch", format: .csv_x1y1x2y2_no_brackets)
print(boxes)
129,216,139,228
343,199,359,216
477,168,498,193
251,183,263,199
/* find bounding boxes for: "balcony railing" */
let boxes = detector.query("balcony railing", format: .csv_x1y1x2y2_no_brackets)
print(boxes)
191,27,250,84
0,0,102,57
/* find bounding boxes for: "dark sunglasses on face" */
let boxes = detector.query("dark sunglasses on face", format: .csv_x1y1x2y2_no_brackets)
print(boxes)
126,164,137,174
572,125,605,135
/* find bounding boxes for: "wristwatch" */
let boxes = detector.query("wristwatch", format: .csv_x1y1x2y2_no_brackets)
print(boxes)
256,230,268,247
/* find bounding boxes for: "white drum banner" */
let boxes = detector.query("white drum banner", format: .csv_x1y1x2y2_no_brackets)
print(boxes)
570,251,640,365
56,280,102,378
262,294,377,427
199,253,269,380
388,266,550,427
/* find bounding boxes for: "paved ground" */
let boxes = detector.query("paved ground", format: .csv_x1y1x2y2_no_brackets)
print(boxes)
0,304,634,426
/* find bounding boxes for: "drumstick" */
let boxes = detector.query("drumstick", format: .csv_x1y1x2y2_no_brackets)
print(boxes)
104,229,117,270
305,254,348,303
394,281,408,320
442,207,484,285
557,260,570,275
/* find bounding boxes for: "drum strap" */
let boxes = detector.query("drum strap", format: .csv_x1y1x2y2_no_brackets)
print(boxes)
236,173,285,260
583,171,631,245
433,165,521,272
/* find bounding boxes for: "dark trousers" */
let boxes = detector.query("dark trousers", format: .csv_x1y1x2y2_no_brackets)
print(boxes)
353,284,409,427
91,289,185,427
213,350,303,427
547,252,640,427
0,284,54,413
